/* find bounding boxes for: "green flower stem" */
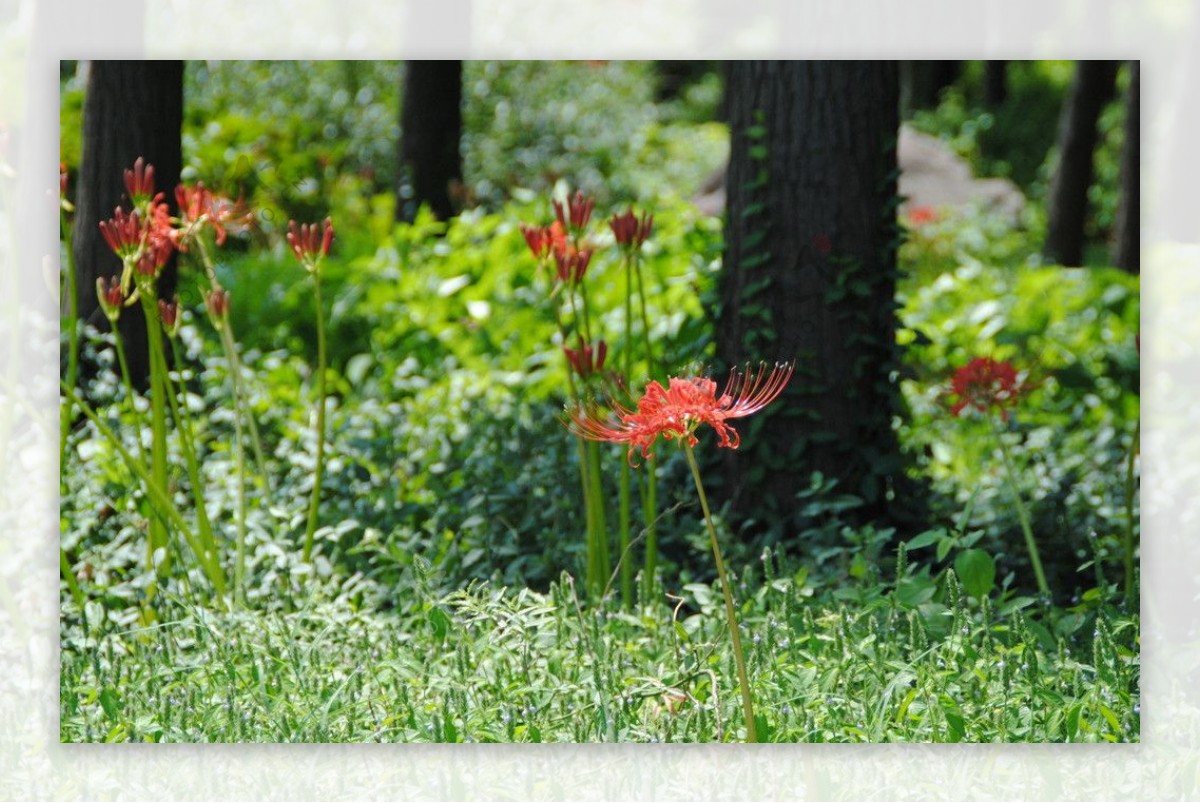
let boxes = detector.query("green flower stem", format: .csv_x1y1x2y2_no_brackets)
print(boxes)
217,324,249,601
995,425,1049,598
632,253,660,598
61,381,226,605
59,209,79,487
139,292,171,578
108,321,147,463
617,252,634,609
302,270,328,563
683,441,757,743
586,439,610,594
1123,421,1139,608
195,236,271,495
162,336,223,595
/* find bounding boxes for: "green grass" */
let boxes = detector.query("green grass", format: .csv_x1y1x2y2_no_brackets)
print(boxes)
59,564,1139,743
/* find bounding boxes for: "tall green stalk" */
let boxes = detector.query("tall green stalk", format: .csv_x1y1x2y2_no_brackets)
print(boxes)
216,324,250,600
683,441,757,743
139,292,171,578
61,381,226,605
995,425,1049,597
302,270,328,563
632,254,660,597
617,254,634,608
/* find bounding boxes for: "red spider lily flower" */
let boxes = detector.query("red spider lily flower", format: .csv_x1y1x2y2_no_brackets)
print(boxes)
948,357,1025,420
554,190,595,233
124,157,155,204
564,339,607,379
520,221,567,261
205,287,231,323
98,207,145,260
175,183,251,248
553,247,593,285
609,208,653,250
158,297,180,336
96,276,125,320
905,205,939,227
570,361,794,465
287,217,334,269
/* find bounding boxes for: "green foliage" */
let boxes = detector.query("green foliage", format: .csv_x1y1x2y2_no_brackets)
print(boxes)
59,559,1139,742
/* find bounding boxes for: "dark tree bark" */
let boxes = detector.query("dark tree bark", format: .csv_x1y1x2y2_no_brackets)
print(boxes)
984,60,1008,107
397,60,463,223
72,60,183,384
900,60,959,116
1113,61,1140,273
1043,60,1120,266
718,61,914,527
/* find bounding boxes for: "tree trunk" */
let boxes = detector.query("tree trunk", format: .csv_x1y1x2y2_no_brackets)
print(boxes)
1113,61,1139,273
397,60,463,222
718,61,913,527
984,60,1008,107
1043,60,1120,267
900,60,959,116
73,59,183,384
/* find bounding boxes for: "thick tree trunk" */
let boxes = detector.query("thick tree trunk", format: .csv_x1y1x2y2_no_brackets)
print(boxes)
984,60,1008,107
1113,61,1140,273
1043,60,1120,267
718,61,912,526
900,60,959,116
72,60,183,384
397,60,463,222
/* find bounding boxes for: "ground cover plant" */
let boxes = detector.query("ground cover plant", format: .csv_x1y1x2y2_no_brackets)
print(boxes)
59,61,1139,743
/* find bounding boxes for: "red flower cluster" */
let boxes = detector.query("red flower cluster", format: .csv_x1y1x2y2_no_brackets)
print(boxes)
520,221,566,260
287,217,334,269
570,362,794,464
554,190,594,232
124,157,156,203
564,339,607,380
905,205,939,227
609,208,653,250
948,357,1025,419
176,182,249,248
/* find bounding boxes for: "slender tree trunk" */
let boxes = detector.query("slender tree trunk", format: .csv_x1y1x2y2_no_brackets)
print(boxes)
1113,61,1140,273
397,61,463,222
1043,60,1120,267
73,59,183,384
718,61,913,527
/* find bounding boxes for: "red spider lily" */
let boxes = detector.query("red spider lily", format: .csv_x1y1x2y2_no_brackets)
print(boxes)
205,287,231,321
96,276,125,319
520,220,568,261
564,339,607,379
553,247,593,285
124,157,155,203
287,217,334,268
158,297,180,335
554,190,595,233
905,205,939,227
948,357,1025,419
609,208,653,250
98,207,145,260
570,361,794,465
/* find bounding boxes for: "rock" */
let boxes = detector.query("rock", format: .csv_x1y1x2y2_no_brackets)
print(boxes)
690,123,1026,224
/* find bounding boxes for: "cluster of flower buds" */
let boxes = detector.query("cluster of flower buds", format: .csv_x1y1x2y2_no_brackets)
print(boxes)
564,339,607,380
124,157,157,205
554,247,594,285
554,190,595,233
609,208,653,251
205,287,231,327
287,217,334,272
96,276,126,322
158,297,181,338
520,221,567,261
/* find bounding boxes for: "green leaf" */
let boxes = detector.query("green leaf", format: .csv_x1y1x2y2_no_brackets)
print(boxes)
905,528,945,550
954,549,995,599
99,686,122,721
